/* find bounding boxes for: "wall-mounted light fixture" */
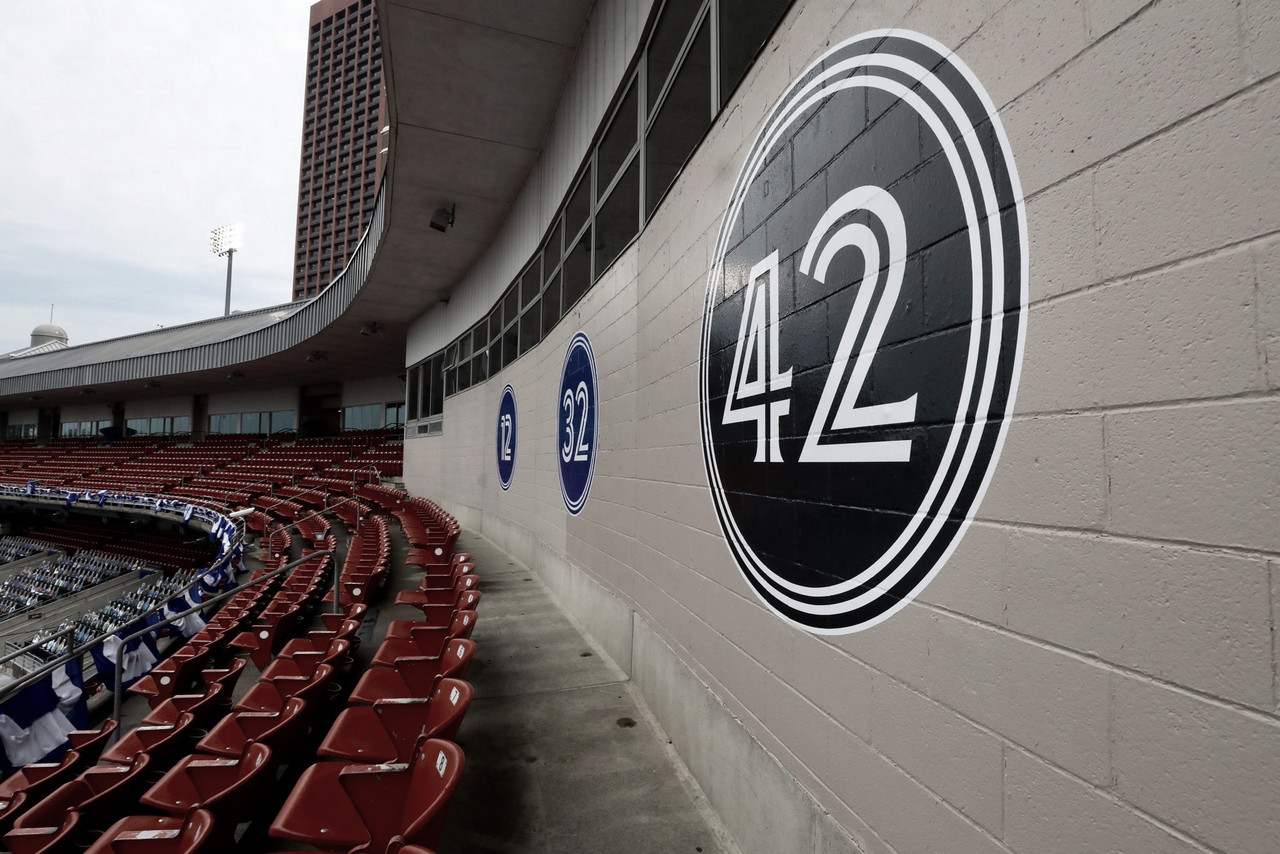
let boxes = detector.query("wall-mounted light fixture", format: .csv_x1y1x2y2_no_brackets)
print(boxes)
226,371,246,381
306,351,328,363
360,322,384,337
430,203,456,233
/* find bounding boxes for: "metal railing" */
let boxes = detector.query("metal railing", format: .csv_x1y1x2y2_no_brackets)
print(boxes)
110,549,333,734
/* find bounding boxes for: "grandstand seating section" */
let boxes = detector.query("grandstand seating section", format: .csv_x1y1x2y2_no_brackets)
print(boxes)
0,430,473,852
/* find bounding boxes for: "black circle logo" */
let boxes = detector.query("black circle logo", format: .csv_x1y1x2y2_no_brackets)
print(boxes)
699,30,1028,633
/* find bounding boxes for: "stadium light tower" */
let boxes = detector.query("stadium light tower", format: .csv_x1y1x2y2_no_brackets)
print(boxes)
210,222,244,316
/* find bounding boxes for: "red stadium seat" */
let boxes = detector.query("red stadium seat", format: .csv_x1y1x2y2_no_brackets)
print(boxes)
195,697,310,759
373,610,476,666
0,749,83,835
128,646,213,709
99,713,197,771
259,638,351,681
268,738,464,854
66,719,120,766
139,743,274,821
349,639,475,706
82,809,217,854
2,808,79,854
8,753,153,840
232,663,335,715
139,681,234,729
317,678,473,764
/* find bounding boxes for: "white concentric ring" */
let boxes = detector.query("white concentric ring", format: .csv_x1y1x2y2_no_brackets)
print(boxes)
699,29,1028,632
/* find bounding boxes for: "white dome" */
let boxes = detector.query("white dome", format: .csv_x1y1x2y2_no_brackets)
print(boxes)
30,324,68,347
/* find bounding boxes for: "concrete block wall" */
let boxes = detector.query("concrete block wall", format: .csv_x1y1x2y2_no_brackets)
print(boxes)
406,1,1280,852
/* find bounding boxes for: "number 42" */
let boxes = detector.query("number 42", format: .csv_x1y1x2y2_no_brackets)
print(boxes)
721,185,918,464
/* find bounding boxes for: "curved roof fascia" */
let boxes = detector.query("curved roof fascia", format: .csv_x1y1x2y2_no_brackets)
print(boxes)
0,0,596,409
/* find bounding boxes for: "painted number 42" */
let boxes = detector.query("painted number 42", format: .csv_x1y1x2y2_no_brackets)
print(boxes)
722,186,919,464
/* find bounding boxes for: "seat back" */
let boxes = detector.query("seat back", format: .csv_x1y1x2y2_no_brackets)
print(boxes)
176,808,217,853
438,638,476,681
399,739,466,850
424,678,474,741
2,807,79,854
447,610,477,641
66,719,119,765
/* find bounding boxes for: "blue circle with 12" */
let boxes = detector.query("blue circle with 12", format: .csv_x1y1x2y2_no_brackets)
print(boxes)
557,331,598,515
496,384,518,491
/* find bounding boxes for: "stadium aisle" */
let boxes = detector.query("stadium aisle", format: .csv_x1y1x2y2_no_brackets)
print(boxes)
436,533,738,854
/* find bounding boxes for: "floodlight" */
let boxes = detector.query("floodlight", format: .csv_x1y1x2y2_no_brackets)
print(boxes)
210,222,245,317
209,222,244,256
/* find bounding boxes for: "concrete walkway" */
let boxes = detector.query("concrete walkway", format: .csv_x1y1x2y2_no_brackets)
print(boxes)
430,532,737,854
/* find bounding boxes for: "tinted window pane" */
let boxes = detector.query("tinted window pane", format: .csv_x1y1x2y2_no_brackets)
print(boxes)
646,17,711,217
502,323,519,366
491,334,505,374
502,286,519,329
458,358,472,392
445,367,457,397
595,156,640,278
488,307,502,346
407,365,420,418
427,354,443,416
719,0,790,105
473,351,489,383
544,219,563,273
565,171,591,240
472,320,487,352
647,0,703,111
459,332,473,361
242,413,261,434
563,227,592,312
598,81,637,199
519,300,540,356
521,263,541,307
542,270,562,337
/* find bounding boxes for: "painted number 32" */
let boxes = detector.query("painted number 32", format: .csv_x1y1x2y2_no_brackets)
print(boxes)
560,382,591,463
722,186,919,464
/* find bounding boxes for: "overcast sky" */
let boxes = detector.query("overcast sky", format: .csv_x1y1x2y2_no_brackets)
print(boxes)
0,0,319,354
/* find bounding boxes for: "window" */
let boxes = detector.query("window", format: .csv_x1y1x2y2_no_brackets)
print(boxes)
647,0,705,111
595,157,640,278
562,227,593,312
565,172,591,240
598,82,638,198
407,0,795,416
646,16,712,217
342,403,383,430
5,424,36,439
209,413,239,434
719,0,790,105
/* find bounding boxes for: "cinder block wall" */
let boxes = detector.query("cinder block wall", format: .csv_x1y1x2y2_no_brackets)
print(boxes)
406,1,1280,852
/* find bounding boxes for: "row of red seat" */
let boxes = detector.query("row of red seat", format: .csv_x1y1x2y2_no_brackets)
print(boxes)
268,551,479,854
0,547,347,851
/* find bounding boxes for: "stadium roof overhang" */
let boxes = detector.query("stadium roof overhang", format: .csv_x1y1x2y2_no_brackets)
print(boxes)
0,0,594,411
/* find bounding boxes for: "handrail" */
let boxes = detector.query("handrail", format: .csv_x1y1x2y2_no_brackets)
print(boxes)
0,627,75,668
110,549,334,734
266,494,366,614
0,486,245,700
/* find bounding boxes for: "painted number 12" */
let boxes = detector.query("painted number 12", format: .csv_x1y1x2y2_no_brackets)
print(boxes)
499,413,514,461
